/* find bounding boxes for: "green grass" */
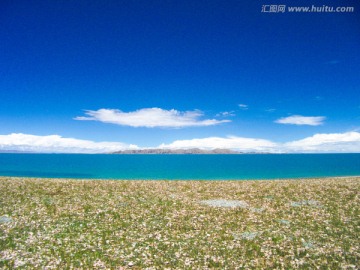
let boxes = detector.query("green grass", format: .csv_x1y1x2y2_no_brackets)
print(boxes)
0,177,359,269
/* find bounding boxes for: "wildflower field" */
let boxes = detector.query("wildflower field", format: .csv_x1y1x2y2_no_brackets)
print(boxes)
0,177,359,269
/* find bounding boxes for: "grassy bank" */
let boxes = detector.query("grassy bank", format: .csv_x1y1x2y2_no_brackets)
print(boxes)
0,177,359,269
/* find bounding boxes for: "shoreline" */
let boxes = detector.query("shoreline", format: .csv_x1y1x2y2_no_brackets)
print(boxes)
1,175,360,182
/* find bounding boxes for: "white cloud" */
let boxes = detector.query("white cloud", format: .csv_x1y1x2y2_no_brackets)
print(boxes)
238,104,248,110
2,132,360,154
0,133,138,153
158,136,278,152
159,132,360,153
275,115,325,126
75,108,230,128
284,132,360,153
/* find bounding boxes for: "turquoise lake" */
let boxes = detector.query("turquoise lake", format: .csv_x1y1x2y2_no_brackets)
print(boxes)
1,154,360,180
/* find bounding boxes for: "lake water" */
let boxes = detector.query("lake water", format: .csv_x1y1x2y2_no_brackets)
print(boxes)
0,154,359,180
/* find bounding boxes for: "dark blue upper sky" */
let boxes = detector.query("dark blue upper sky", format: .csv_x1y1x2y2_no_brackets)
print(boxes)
0,0,359,151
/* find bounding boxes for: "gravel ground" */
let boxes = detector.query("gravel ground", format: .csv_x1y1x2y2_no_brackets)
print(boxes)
0,176,359,269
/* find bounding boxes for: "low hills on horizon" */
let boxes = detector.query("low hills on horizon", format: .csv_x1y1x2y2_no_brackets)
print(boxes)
0,148,271,154
113,148,251,154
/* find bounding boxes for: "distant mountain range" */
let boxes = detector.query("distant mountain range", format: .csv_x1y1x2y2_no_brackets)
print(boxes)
112,148,243,154
0,150,33,153
0,149,273,154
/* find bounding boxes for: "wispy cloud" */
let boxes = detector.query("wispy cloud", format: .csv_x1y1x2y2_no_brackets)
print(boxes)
75,108,230,128
238,104,248,110
325,60,339,65
0,133,138,153
265,108,276,113
275,115,325,126
216,111,236,117
158,136,278,152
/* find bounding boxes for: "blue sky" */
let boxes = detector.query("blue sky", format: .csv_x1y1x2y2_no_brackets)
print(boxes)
0,0,359,152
